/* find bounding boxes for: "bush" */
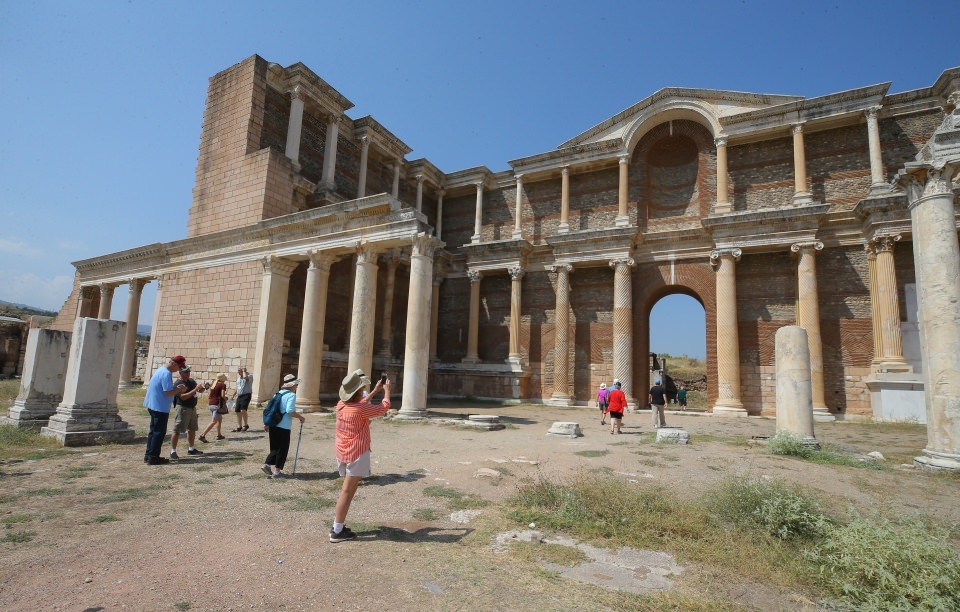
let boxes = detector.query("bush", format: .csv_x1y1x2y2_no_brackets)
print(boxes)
807,513,960,610
768,431,816,458
706,477,829,540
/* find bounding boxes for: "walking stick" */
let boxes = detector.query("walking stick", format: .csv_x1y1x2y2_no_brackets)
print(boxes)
292,420,304,476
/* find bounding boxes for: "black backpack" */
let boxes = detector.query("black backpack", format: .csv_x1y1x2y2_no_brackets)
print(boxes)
262,390,287,427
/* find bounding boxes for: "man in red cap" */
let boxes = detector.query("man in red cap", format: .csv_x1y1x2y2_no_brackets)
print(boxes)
143,355,187,465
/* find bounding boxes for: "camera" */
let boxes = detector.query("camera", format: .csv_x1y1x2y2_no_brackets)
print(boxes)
380,373,388,384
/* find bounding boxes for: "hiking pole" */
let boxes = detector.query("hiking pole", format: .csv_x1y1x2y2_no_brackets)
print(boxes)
291,420,304,476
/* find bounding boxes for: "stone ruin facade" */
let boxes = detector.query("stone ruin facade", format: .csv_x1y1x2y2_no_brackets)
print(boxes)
44,57,960,458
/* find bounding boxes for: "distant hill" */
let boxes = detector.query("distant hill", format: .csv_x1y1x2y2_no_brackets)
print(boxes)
0,299,57,319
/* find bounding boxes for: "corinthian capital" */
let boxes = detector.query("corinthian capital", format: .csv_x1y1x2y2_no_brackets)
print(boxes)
609,257,635,270
306,249,337,273
355,244,380,265
864,106,881,121
411,232,440,258
868,234,901,254
289,85,305,102
466,269,482,284
261,255,298,277
508,265,525,281
790,241,824,254
709,248,742,265
792,123,804,135
714,136,728,148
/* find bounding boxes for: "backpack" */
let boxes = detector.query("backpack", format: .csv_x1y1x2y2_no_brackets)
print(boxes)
262,390,287,427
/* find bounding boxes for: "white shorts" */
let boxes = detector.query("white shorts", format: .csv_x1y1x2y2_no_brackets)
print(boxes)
337,451,371,478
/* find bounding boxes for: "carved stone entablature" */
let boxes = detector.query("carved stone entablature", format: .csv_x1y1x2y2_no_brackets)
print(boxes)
406,158,444,189
461,237,532,272
442,166,494,193
709,248,742,266
508,139,622,180
702,204,828,254
353,115,412,163
266,61,354,120
546,226,635,267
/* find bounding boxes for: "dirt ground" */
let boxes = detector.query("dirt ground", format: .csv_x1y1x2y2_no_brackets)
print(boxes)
1,394,958,611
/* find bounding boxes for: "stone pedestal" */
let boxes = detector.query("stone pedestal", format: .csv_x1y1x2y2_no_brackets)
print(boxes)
774,326,818,448
2,328,72,430
465,414,505,431
546,422,582,438
41,318,135,446
655,428,690,444
866,374,925,423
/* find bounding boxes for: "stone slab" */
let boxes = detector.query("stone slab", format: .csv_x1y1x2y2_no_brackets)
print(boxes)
546,421,582,438
5,328,72,427
655,428,690,444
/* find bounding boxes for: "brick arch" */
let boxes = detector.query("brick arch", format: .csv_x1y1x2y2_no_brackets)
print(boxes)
632,260,716,410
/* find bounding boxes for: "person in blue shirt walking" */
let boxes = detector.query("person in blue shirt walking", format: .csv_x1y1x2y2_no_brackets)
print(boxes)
143,355,188,465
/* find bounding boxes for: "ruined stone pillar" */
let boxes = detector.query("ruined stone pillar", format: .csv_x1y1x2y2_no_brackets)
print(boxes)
2,328,71,430
357,135,370,198
870,235,910,371
462,270,481,363
559,166,570,233
792,124,812,205
512,174,524,239
775,326,818,446
429,269,444,361
715,137,731,213
865,107,886,191
616,155,630,227
143,276,163,379
118,278,146,389
321,114,340,189
547,263,573,406
251,256,297,404
472,181,484,243
710,248,745,415
284,86,305,169
398,235,439,418
296,251,335,412
791,241,831,420
392,161,401,199
377,252,399,358
347,245,379,377
415,174,424,213
435,188,444,240
610,257,635,407
507,265,525,367
97,283,115,319
77,286,97,319
897,160,960,470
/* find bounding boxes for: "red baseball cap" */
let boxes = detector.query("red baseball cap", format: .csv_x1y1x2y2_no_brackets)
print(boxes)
171,355,187,367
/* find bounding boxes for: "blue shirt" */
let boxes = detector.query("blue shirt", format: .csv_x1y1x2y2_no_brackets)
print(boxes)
277,390,298,430
143,366,175,413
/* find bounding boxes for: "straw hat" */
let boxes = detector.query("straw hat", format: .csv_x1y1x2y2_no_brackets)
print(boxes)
600,383,606,389
339,369,371,402
281,374,300,389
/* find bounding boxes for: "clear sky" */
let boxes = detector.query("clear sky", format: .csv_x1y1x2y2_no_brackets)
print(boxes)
1,1,957,359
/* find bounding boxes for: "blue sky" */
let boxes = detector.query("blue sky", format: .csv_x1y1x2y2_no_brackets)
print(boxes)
1,1,957,359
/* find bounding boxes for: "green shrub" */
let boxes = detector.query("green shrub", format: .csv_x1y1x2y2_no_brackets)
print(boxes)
807,513,960,610
706,477,829,540
768,431,815,458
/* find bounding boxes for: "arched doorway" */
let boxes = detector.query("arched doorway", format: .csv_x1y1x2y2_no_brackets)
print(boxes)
648,293,706,409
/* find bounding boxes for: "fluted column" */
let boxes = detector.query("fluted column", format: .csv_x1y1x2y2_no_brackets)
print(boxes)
429,267,444,361
399,235,440,418
610,257,635,407
616,155,630,227
296,251,335,412
512,174,524,239
547,263,574,406
792,124,812,205
321,114,340,189
559,166,570,233
97,283,115,319
435,188,444,240
377,252,399,358
462,270,482,363
866,246,883,369
870,235,910,371
357,135,370,198
865,107,886,191
792,241,830,420
118,278,146,389
710,248,745,415
415,174,425,213
507,265,525,367
252,256,298,404
715,136,731,213
284,86,305,169
392,161,401,199
897,160,960,470
471,181,484,243
143,277,163,380
347,245,380,377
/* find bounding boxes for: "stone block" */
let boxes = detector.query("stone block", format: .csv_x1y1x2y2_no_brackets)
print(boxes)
2,328,71,430
655,428,690,444
41,318,135,447
546,421,582,438
464,414,505,430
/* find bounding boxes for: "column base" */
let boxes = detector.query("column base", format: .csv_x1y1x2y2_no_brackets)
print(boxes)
506,355,527,371
394,410,427,422
461,356,480,364
812,407,835,422
557,223,569,233
295,401,326,414
872,358,913,374
914,449,960,471
713,203,732,215
511,229,523,240
614,215,630,228
546,394,575,407
712,402,748,417
792,192,813,206
118,380,138,390
868,182,892,195
471,234,481,244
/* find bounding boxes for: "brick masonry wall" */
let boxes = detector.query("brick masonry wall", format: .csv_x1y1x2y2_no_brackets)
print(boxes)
879,110,944,180
728,135,795,211
436,276,469,362
806,123,871,209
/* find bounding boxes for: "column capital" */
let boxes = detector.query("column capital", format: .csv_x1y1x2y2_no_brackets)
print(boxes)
561,165,570,176
896,161,960,209
709,247,742,264
306,249,337,273
415,173,425,184
475,180,484,191
466,269,482,284
864,105,882,120
609,257,635,270
792,123,804,135
359,134,370,147
515,173,524,183
261,255,299,277
411,233,441,258
508,265,525,281
868,234,901,254
714,136,728,148
437,188,445,198
432,265,447,286
289,85,306,102
547,262,574,274
99,281,118,291
326,113,341,126
790,240,824,254
127,277,148,294
355,243,380,265
618,154,630,165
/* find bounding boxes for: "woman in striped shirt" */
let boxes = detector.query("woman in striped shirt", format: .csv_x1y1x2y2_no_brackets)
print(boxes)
329,369,391,543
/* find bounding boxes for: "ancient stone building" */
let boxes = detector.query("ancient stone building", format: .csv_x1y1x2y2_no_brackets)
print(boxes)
50,56,960,429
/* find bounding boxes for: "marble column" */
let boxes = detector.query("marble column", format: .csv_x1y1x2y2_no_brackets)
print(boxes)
512,174,524,240
559,166,570,233
792,124,812,205
865,107,886,191
97,283,115,319
710,248,746,415
377,252,399,358
610,257,635,407
791,241,831,420
866,246,883,369
251,256,298,404
616,155,630,227
462,270,482,363
429,264,445,362
415,174,425,213
143,276,163,379
435,189,444,240
870,234,910,371
547,263,574,406
398,235,440,418
321,114,340,189
507,265,525,367
296,251,335,412
347,245,379,377
775,326,818,447
118,278,146,389
897,160,960,470
284,86,305,169
715,136,731,213
471,181,484,243
357,135,370,198
392,161,401,199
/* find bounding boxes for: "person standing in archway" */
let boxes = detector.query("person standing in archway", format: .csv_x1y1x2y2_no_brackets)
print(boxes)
649,378,667,428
